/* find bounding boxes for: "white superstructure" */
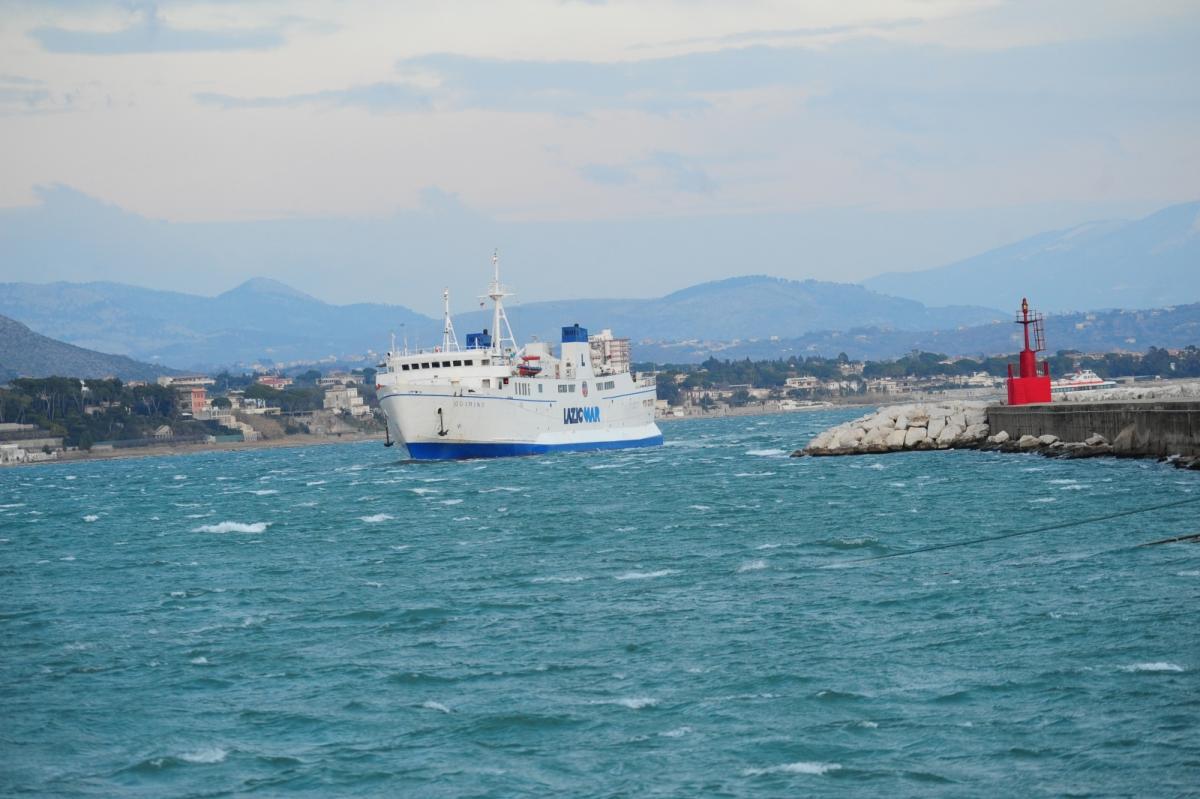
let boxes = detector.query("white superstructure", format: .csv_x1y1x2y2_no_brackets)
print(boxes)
375,254,663,459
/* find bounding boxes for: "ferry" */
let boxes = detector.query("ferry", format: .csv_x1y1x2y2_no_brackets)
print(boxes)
1050,369,1117,394
375,253,663,460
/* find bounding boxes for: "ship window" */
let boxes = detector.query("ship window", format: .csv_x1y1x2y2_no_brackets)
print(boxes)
538,384,543,393
453,360,462,367
482,379,491,388
464,360,473,366
421,362,430,369
441,361,449,367
482,359,490,366
401,364,410,371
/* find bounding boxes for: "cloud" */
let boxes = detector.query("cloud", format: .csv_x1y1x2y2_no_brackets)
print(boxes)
195,82,430,112
579,163,635,186
649,151,717,194
31,6,286,54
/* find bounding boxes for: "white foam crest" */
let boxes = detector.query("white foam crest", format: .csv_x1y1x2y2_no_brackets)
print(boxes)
360,514,393,523
660,726,692,737
1122,662,1184,672
178,746,227,763
858,720,879,728
83,514,99,522
306,480,327,486
421,700,451,713
1177,570,1200,577
756,543,781,550
746,449,787,457
614,697,658,709
0,503,26,509
190,656,210,665
888,481,906,488
734,471,776,478
588,463,625,470
1029,497,1057,503
173,475,187,481
250,489,278,496
867,463,885,470
743,761,841,777
65,475,76,480
532,575,587,584
408,487,437,495
479,486,523,493
194,521,270,534
738,559,768,572
440,499,463,505
615,569,678,581
1048,478,1077,484
689,504,711,511
1059,484,1088,491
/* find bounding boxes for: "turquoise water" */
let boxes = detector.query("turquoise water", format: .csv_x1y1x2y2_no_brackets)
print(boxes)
2,410,1198,797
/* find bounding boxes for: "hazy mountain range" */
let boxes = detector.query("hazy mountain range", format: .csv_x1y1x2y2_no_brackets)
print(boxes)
0,275,1003,371
0,314,174,382
638,303,1200,363
0,199,1196,372
866,201,1200,312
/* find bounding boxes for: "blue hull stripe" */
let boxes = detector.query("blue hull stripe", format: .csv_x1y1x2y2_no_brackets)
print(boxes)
405,435,664,460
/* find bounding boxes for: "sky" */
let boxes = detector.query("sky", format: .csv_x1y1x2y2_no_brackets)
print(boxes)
0,0,1197,314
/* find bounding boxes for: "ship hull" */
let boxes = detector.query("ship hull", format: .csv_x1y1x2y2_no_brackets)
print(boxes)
378,386,662,461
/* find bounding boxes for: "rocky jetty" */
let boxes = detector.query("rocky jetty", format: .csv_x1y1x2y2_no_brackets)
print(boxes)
796,400,1200,470
797,401,990,456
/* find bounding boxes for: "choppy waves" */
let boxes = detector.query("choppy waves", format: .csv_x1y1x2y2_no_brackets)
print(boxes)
3,412,1198,798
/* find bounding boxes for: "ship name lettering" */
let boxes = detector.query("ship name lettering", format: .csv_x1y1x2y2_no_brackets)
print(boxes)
563,406,600,424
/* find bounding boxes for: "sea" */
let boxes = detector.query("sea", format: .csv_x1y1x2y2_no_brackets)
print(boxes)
2,409,1198,798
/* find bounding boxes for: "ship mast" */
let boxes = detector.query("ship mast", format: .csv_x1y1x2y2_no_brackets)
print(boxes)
486,250,517,355
441,288,459,352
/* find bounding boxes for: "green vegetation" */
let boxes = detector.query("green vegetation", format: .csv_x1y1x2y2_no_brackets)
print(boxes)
242,383,325,413
0,377,220,450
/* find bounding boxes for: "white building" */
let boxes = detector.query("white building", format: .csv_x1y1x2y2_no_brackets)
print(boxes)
589,329,631,376
323,385,371,417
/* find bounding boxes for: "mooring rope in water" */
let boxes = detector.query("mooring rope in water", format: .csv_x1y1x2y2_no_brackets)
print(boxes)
835,495,1200,565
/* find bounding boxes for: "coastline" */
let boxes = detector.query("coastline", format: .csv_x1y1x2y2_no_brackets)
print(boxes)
3,432,386,469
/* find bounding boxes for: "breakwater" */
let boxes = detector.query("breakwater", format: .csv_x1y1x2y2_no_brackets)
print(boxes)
798,401,991,455
987,400,1200,458
797,399,1200,467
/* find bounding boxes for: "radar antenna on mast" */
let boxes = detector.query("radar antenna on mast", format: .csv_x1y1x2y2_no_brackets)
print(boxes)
441,288,459,352
483,249,517,355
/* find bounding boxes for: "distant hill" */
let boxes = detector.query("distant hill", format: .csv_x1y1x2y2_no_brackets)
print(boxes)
864,201,1200,312
456,275,1004,343
0,314,176,381
637,302,1200,363
0,279,434,371
0,275,1002,370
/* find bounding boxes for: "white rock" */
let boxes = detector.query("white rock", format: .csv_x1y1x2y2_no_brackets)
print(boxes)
863,427,889,446
937,423,964,445
949,413,966,429
904,427,927,447
894,415,909,431
927,416,946,440
1085,433,1107,446
1037,434,1059,446
885,429,908,449
989,430,1010,444
1017,434,1040,449
963,423,989,441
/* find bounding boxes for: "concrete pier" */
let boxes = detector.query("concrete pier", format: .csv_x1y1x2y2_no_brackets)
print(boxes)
986,400,1200,457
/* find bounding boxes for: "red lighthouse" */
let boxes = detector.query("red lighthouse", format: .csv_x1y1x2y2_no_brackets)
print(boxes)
1006,297,1052,405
